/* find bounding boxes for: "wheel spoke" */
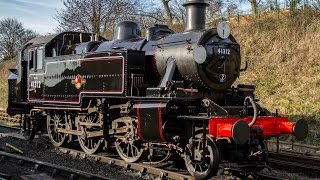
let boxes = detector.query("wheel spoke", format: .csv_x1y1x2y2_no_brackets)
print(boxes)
121,142,126,152
47,113,66,147
126,144,130,157
54,131,58,141
114,118,143,163
90,140,94,149
133,146,137,157
58,133,62,142
199,164,203,172
86,139,90,148
56,132,60,142
77,112,101,154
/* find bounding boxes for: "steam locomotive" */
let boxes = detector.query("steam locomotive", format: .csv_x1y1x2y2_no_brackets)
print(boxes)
7,0,308,178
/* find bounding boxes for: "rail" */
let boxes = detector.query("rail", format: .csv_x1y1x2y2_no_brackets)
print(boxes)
0,151,112,180
267,139,320,155
268,151,320,173
56,147,194,180
0,124,194,180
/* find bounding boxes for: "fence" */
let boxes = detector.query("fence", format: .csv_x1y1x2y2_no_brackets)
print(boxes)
210,0,320,22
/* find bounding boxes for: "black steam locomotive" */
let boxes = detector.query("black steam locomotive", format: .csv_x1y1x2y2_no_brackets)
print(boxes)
7,0,308,178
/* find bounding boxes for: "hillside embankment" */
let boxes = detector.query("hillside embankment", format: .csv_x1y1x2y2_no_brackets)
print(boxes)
232,10,320,144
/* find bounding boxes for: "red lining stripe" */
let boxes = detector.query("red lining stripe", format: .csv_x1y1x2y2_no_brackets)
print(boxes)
158,102,166,142
136,103,144,140
28,57,125,103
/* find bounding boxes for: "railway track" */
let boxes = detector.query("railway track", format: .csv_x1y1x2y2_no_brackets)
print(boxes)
0,150,112,180
0,123,194,180
266,137,320,176
0,123,20,131
257,174,288,180
268,151,320,173
0,123,21,139
267,140,320,155
0,112,319,179
56,146,193,180
0,123,286,180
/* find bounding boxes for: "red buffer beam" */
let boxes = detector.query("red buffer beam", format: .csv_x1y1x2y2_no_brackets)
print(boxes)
208,116,308,143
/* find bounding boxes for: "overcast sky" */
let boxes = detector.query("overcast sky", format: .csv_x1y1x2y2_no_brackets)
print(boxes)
0,0,64,35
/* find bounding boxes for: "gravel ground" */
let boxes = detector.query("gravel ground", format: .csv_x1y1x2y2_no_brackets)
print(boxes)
0,158,37,180
207,167,320,180
0,136,143,180
268,167,320,180
0,158,63,180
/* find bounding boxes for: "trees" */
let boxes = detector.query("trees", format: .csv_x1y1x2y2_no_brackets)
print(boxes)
289,0,302,10
312,0,320,10
56,0,138,36
56,0,185,36
162,0,174,26
0,18,36,61
247,0,261,17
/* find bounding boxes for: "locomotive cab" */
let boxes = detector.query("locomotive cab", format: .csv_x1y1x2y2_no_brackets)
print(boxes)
7,42,41,115
7,32,106,115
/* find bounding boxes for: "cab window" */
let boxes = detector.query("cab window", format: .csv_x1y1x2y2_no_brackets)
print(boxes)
29,51,34,70
28,47,44,71
36,48,43,70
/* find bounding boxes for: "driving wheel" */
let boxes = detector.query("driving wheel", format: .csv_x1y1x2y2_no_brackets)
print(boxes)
114,117,144,163
47,113,66,147
77,112,102,154
184,134,219,179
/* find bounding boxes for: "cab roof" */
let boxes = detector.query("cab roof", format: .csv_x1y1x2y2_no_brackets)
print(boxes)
24,31,106,47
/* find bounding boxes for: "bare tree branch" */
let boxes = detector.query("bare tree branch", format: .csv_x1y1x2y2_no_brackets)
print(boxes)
0,18,37,60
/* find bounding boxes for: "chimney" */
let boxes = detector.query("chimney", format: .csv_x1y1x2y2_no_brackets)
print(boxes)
183,0,208,32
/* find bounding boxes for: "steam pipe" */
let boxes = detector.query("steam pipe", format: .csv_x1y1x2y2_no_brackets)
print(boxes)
244,96,258,127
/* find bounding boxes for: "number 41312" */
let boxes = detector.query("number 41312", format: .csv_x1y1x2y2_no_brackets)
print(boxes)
217,48,231,55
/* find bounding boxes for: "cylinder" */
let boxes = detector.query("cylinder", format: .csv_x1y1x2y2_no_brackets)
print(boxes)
183,0,208,31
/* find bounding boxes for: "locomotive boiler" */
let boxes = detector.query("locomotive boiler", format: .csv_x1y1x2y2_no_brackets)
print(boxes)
7,0,308,179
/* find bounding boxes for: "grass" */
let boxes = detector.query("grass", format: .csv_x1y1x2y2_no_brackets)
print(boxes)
231,10,320,144
0,120,19,126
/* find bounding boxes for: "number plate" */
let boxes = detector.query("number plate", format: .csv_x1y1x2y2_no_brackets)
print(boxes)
214,47,231,55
